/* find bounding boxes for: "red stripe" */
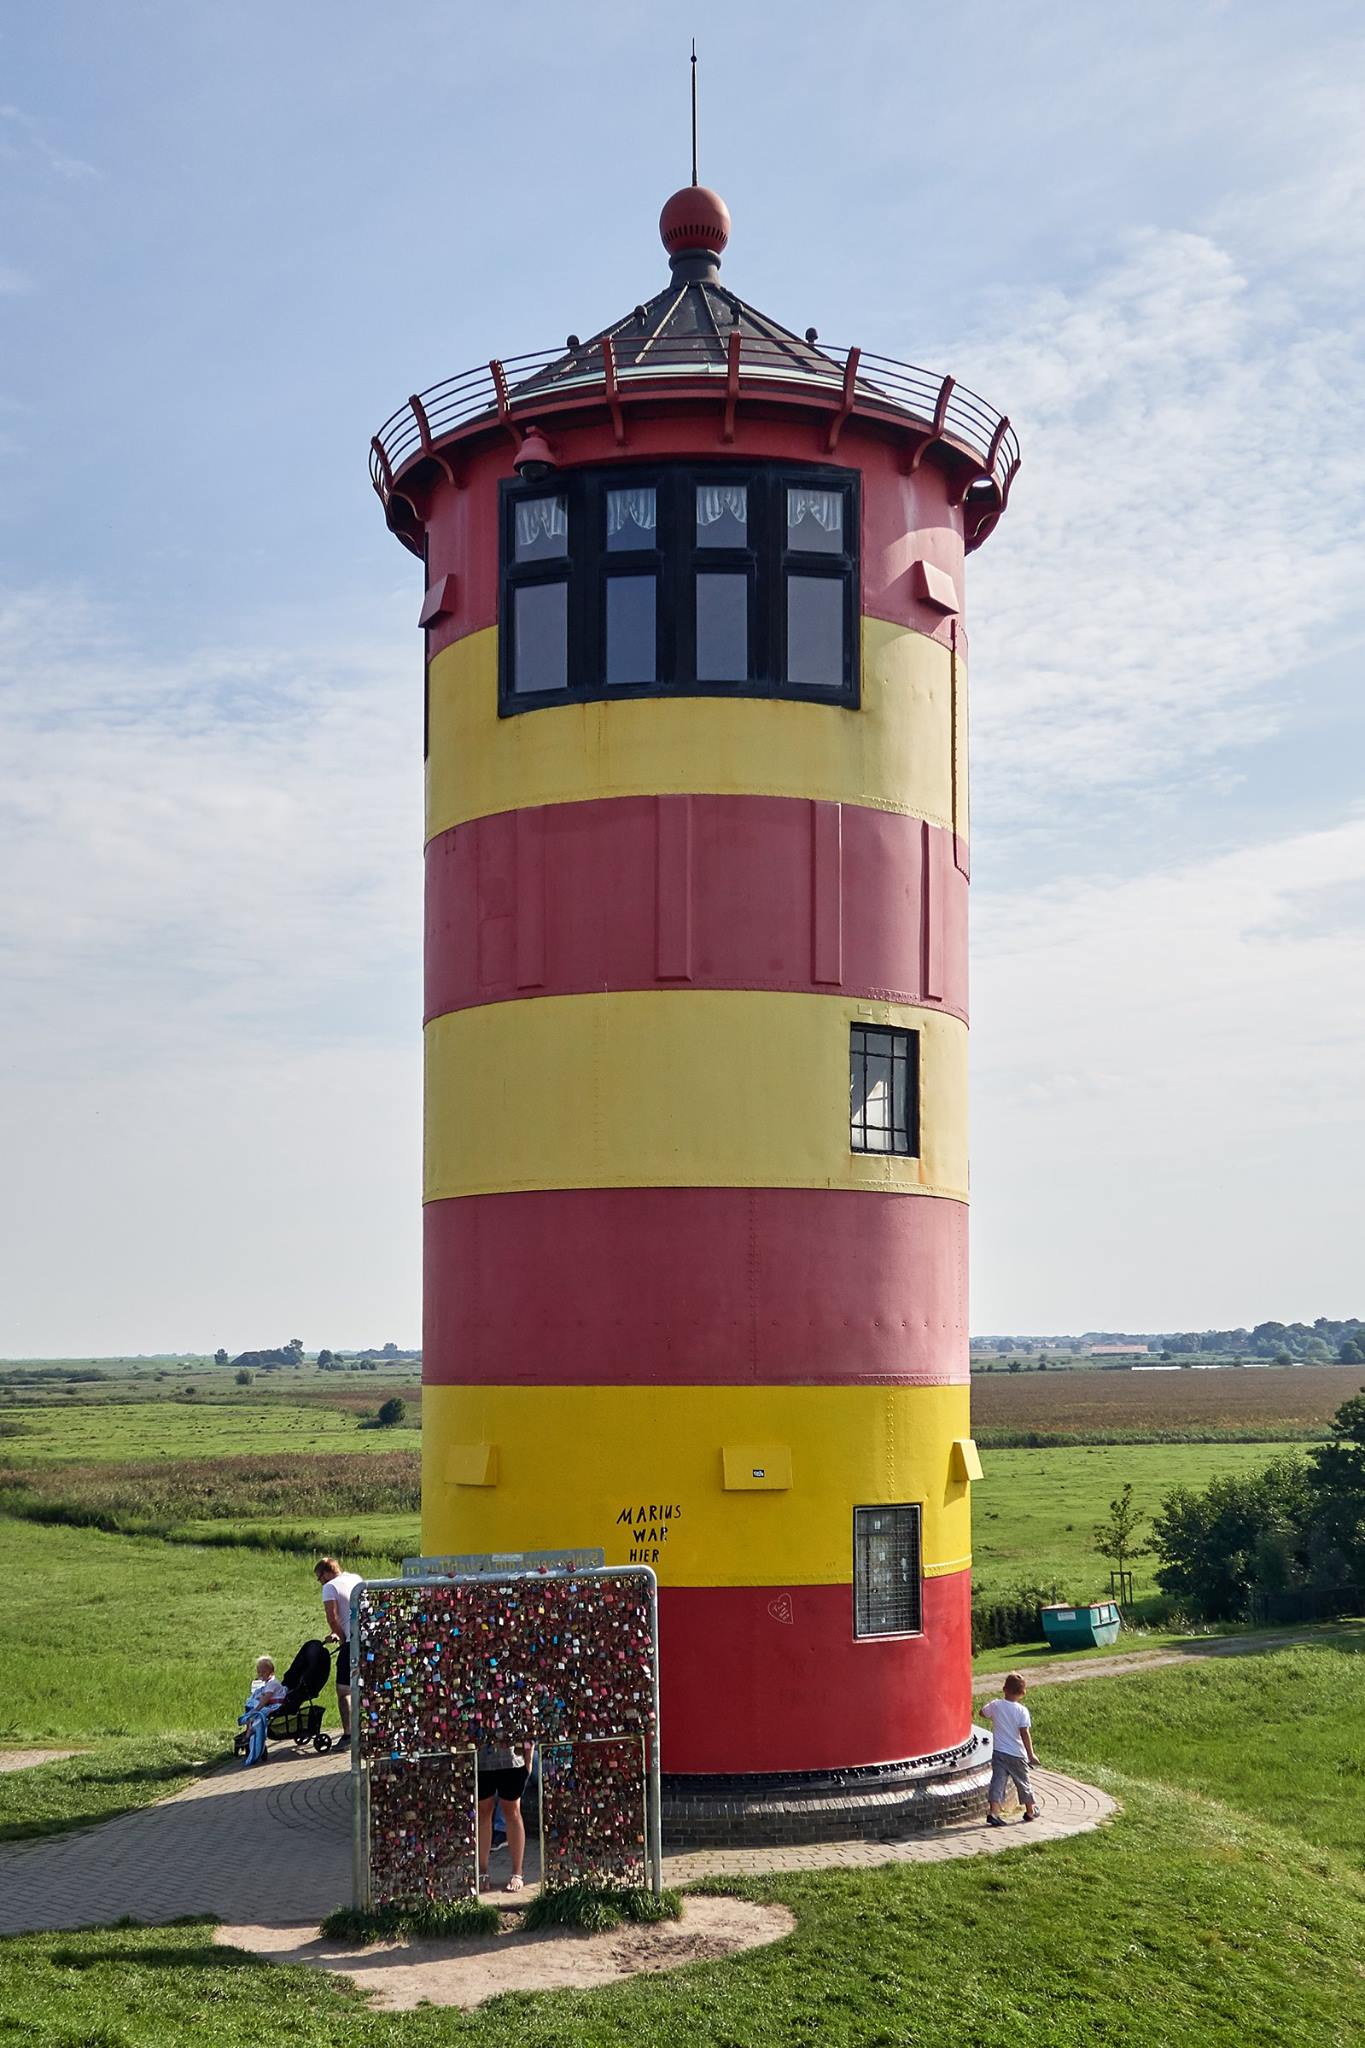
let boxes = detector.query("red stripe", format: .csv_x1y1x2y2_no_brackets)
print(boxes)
426,795,967,1022
658,1572,972,1773
420,420,965,659
423,1188,967,1386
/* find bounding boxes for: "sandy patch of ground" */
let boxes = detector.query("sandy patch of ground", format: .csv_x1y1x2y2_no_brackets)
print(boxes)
216,1895,795,2011
0,1751,83,1774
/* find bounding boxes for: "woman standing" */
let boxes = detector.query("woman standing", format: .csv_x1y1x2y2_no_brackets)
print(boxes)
477,1741,532,1891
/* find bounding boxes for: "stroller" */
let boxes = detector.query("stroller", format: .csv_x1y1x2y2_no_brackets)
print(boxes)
233,1638,336,1760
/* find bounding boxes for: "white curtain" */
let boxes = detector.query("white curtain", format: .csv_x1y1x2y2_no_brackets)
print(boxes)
695,483,748,532
514,496,568,550
787,487,842,536
606,487,657,537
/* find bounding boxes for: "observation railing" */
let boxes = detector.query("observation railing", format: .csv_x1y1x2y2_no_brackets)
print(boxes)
370,336,1018,507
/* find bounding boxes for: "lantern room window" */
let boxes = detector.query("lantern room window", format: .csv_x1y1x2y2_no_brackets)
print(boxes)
500,463,858,711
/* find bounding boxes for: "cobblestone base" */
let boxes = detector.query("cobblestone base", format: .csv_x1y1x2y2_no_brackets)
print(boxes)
661,1733,992,1847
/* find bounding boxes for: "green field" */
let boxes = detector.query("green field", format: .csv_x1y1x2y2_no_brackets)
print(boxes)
972,1439,1306,1601
0,1397,414,1464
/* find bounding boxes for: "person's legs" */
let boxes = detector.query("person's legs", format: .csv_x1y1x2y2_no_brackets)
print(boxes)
987,1753,1010,1823
502,1796,526,1885
335,1639,352,1739
1008,1754,1038,1818
477,1795,497,1885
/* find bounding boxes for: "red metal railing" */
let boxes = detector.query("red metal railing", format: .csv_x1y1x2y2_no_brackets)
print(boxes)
370,337,1019,508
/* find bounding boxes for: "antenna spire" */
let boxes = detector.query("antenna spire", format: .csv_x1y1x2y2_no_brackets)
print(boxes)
690,39,699,186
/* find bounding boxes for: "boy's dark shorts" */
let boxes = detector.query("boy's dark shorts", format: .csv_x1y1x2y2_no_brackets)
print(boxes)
336,1640,352,1688
480,1766,530,1804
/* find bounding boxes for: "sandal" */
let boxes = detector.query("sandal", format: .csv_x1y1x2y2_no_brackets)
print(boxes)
504,1873,525,1892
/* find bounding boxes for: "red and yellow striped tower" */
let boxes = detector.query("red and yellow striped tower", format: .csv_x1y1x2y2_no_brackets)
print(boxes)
370,185,1018,1834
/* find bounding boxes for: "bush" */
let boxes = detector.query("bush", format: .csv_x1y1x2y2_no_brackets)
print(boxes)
234,1369,253,1387
375,1397,406,1428
522,1885,682,1933
1151,1454,1314,1619
971,1582,1061,1651
320,1899,500,1943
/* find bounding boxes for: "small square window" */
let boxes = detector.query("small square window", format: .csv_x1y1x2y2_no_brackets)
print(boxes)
850,1025,918,1156
695,571,749,681
854,1505,922,1637
605,574,657,684
787,486,843,553
696,482,748,547
514,495,568,562
606,487,657,552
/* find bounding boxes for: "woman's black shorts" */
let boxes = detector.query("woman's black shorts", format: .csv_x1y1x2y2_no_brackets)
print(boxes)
480,1766,529,1804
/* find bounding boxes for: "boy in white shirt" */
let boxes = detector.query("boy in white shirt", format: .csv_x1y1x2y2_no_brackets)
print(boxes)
980,1672,1040,1825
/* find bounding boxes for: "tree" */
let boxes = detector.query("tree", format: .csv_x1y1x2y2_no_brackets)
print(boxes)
1151,1456,1314,1619
287,1338,304,1366
234,1368,254,1386
214,1349,228,1368
317,1349,333,1368
1092,1483,1149,1584
1305,1391,1365,1587
376,1396,406,1428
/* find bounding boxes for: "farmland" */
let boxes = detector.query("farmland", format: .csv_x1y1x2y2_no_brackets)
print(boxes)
971,1360,1362,1441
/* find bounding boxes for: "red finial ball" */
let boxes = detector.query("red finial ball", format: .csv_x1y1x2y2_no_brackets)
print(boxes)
659,186,731,258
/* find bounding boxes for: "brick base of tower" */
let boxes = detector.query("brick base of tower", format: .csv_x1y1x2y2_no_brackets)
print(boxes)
659,1736,992,1847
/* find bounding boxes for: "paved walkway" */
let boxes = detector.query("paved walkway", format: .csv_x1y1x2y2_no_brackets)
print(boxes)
0,1747,1113,1936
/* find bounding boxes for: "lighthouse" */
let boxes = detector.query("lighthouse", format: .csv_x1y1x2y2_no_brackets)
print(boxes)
371,181,1017,1834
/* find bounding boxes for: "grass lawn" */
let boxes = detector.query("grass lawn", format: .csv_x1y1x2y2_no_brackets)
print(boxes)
0,1777,1361,2044
0,1398,412,1465
973,1440,1307,1600
1035,1639,1365,1865
0,1517,391,1743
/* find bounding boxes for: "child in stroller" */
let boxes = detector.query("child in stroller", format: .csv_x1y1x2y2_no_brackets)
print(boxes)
233,1639,336,1764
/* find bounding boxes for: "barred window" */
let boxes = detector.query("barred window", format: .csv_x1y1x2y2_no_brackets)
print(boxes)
500,463,858,711
850,1025,918,1156
854,1504,923,1638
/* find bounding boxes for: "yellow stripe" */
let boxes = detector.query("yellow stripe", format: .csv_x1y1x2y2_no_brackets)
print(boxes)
425,616,959,840
424,990,968,1202
422,1383,973,1588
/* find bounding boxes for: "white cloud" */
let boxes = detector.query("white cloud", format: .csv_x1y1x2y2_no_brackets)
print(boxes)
971,813,1365,1330
949,223,1365,828
0,587,425,1353
0,585,421,1080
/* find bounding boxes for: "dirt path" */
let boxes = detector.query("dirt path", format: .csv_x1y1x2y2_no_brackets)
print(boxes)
970,1624,1350,1693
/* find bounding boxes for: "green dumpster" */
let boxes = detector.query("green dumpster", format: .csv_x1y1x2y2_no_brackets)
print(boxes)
1040,1600,1122,1650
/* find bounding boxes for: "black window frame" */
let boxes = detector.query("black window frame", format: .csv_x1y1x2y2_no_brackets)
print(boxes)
499,462,859,713
853,1504,923,1639
849,1024,920,1158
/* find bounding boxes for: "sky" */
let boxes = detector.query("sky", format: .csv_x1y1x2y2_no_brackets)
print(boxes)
2,1,1364,1353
